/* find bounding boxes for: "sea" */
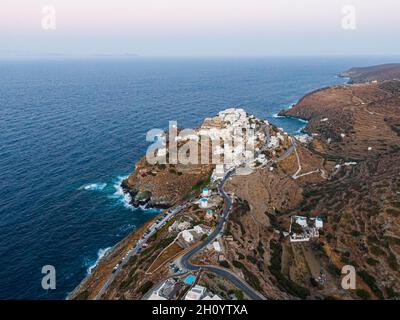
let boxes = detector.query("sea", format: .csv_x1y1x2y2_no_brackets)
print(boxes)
0,56,397,299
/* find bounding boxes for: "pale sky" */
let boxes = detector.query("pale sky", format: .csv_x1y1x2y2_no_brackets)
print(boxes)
1,0,400,57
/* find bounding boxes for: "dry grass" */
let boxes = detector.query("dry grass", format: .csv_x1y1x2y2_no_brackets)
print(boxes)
146,242,183,274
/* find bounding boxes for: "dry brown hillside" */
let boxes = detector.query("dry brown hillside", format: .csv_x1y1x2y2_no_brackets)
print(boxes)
280,81,400,161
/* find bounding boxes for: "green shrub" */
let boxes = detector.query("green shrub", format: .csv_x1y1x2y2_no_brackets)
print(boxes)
366,257,379,266
232,260,245,269
219,260,230,268
358,270,384,299
351,230,361,237
139,281,154,295
387,253,398,270
257,241,265,255
246,255,258,264
356,289,371,300
242,269,261,291
386,287,400,299
237,252,245,260
74,290,89,300
327,263,341,276
269,240,310,299
234,290,245,300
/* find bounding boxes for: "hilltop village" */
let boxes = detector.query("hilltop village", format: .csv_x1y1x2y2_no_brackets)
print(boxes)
70,65,400,301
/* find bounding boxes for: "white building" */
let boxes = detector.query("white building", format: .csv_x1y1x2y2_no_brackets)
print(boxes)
213,241,222,252
277,132,285,142
290,216,324,243
168,221,191,233
199,198,208,208
147,292,167,300
202,294,222,300
267,136,280,149
215,164,225,177
177,221,191,231
184,285,207,300
194,225,205,234
315,217,323,229
182,230,194,243
202,188,210,197
294,216,308,228
295,134,313,144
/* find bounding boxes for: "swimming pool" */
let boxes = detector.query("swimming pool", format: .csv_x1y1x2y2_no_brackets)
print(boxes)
183,275,196,285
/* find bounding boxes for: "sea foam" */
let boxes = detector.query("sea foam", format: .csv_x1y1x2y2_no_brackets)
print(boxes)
87,247,112,275
109,175,134,210
79,183,107,191
109,175,162,214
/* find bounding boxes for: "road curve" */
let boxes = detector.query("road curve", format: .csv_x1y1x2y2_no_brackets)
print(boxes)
94,127,296,300
180,170,266,300
180,132,297,300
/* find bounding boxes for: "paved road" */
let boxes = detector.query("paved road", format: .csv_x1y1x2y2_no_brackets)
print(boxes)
94,203,187,300
180,169,266,300
95,126,296,300
179,131,297,300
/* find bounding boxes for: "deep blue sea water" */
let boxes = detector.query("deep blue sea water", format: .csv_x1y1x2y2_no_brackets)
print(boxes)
0,56,397,299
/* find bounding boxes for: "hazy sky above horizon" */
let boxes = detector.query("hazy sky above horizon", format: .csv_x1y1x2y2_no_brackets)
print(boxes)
1,0,400,57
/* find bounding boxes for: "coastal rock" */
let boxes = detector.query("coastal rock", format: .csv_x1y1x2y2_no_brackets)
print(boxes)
121,155,213,210
72,65,400,300
339,63,400,83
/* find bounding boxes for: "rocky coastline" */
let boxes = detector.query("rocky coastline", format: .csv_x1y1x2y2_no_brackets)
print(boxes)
71,63,400,300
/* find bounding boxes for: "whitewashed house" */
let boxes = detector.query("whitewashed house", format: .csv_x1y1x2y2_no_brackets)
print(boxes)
182,230,194,243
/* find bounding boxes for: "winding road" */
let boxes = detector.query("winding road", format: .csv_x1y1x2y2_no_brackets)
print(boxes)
179,170,266,300
94,124,297,301
179,131,298,300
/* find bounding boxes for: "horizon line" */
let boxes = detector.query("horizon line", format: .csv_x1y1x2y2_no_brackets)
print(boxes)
1,53,400,60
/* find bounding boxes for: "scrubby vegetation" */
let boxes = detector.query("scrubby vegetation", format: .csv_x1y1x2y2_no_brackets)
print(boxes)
269,240,310,299
358,270,384,299
219,260,230,268
139,281,154,295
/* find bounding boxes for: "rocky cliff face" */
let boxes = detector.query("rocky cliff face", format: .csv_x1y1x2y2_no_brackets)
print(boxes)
119,77,400,299
73,65,400,300
122,157,213,209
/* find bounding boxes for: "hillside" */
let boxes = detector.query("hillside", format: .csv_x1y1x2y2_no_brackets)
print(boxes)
279,80,400,161
339,63,400,83
71,66,400,301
